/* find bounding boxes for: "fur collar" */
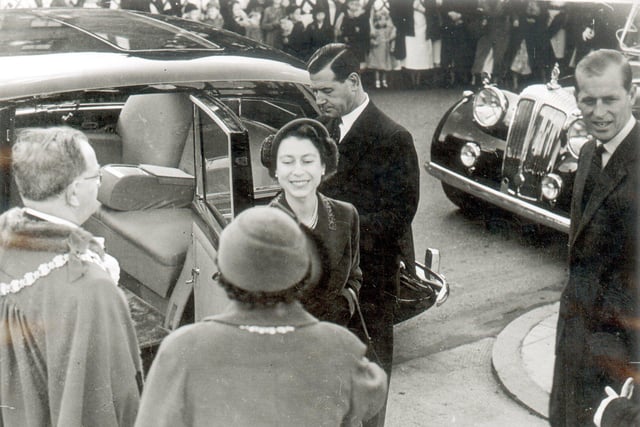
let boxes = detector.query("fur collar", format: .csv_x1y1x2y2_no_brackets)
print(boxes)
0,208,103,256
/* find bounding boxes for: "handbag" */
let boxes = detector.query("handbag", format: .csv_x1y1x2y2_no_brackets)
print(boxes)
390,253,449,324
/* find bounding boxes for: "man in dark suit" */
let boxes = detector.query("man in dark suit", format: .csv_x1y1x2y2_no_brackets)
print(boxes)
307,43,420,427
549,49,639,427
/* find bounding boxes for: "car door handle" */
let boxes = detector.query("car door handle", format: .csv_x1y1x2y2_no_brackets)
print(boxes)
185,268,200,284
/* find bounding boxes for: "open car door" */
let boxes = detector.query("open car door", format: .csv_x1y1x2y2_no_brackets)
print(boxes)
165,95,254,328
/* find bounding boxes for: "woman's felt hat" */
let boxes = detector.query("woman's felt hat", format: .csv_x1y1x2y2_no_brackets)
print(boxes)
217,206,324,293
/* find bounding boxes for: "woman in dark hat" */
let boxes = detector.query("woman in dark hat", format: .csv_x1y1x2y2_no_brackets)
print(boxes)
135,206,387,427
260,118,362,326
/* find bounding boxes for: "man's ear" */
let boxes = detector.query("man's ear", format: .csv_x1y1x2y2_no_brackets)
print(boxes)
629,84,637,103
347,72,361,90
65,180,81,208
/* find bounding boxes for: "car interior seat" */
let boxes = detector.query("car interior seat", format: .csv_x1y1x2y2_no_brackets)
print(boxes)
84,93,198,305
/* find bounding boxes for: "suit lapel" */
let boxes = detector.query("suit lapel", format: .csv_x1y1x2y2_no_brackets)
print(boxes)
571,141,594,226
572,124,639,246
335,103,377,176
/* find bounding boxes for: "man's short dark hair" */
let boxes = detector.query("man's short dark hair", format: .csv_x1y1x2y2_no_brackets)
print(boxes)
575,49,633,94
307,43,360,82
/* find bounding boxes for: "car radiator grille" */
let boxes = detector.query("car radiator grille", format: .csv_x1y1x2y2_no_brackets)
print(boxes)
502,99,566,200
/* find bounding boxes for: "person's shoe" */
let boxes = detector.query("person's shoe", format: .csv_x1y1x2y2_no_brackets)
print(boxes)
375,80,381,88
382,80,388,88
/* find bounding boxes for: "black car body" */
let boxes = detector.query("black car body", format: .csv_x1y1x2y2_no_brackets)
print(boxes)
427,4,640,234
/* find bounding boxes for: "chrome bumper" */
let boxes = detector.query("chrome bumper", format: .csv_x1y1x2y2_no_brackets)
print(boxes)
426,162,570,234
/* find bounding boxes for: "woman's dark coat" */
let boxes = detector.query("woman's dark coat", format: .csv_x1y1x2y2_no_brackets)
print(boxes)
270,192,362,326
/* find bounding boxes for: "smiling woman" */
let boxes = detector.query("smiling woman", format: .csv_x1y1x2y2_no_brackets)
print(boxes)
260,118,362,326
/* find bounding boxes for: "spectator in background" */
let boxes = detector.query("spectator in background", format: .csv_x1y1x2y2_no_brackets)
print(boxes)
183,2,203,21
222,0,249,35
439,0,475,87
470,0,500,86
393,0,440,88
0,127,142,427
367,7,396,88
566,2,629,71
296,0,331,27
335,0,371,70
281,4,306,58
303,6,335,60
203,0,225,28
545,1,568,77
262,0,287,48
135,206,387,427
245,0,266,42
505,0,548,90
119,0,151,11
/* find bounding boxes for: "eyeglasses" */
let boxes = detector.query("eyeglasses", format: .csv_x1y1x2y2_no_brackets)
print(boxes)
82,170,102,185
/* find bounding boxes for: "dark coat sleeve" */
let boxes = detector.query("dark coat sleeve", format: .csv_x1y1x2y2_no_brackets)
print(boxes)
358,125,419,253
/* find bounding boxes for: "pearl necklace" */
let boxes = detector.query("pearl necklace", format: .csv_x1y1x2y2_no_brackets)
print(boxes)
299,196,319,229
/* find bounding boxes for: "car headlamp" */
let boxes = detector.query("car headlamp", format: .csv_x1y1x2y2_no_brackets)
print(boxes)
473,87,508,127
460,142,481,168
541,174,563,201
566,117,591,158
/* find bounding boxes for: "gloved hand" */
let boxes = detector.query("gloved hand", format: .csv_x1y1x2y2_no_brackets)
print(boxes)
593,377,634,427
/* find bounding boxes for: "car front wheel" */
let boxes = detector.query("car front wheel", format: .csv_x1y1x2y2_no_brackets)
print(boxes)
441,182,487,215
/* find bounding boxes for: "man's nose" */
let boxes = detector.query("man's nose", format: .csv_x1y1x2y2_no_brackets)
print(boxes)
592,100,607,117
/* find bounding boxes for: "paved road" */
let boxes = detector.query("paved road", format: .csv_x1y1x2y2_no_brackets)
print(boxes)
368,87,568,425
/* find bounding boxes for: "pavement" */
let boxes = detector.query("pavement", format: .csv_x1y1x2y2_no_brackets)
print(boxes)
386,303,559,426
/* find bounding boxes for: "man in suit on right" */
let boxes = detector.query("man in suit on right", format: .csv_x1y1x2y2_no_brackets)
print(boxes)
549,49,639,427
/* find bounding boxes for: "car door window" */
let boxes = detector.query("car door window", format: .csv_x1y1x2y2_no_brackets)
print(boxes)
191,95,253,223
215,82,319,201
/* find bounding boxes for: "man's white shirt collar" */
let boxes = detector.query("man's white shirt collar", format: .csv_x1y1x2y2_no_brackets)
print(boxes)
600,116,635,168
338,94,369,143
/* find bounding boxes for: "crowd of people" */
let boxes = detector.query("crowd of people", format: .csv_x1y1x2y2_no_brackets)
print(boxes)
128,0,630,90
1,0,631,90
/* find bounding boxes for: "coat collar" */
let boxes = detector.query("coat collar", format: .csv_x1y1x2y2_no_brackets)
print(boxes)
270,192,337,231
204,301,318,328
0,208,106,282
571,122,639,246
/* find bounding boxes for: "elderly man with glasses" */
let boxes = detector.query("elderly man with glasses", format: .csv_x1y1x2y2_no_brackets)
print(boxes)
0,126,142,427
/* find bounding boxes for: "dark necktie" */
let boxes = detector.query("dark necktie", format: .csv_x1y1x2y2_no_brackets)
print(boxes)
581,143,605,212
331,118,342,143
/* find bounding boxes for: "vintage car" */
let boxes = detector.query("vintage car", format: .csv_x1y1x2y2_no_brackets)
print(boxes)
426,4,640,234
0,8,447,363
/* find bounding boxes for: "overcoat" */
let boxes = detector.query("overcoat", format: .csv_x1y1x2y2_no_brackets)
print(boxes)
0,208,142,427
135,302,387,427
319,100,420,374
549,124,640,426
270,192,362,326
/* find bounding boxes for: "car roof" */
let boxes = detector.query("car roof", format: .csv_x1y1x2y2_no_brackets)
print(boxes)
1,8,298,60
0,9,310,102
0,52,310,101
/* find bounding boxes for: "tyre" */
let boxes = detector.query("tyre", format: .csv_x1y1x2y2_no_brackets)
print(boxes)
441,182,486,215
